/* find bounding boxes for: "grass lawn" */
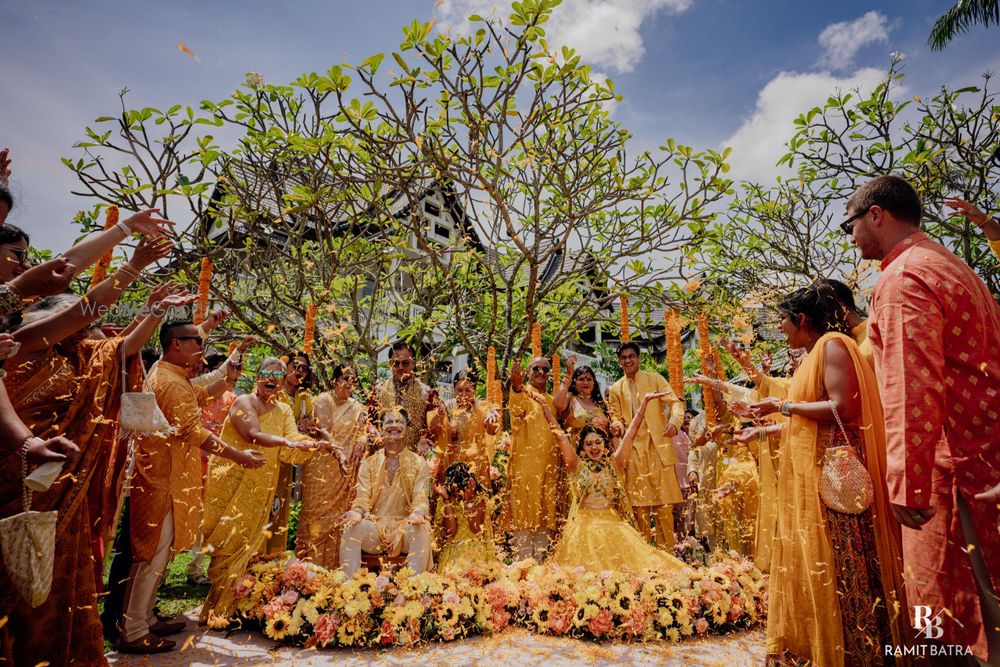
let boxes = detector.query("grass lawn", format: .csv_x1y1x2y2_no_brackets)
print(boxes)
101,551,209,653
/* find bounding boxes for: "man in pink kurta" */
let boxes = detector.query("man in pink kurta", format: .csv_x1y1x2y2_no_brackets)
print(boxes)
847,175,1000,662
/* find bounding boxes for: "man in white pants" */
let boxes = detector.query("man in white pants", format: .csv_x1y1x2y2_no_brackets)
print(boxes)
340,408,432,575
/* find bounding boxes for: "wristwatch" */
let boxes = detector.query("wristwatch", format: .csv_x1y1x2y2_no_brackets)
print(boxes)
780,401,792,417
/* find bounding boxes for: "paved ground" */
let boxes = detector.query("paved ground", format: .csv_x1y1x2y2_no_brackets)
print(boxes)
107,608,766,666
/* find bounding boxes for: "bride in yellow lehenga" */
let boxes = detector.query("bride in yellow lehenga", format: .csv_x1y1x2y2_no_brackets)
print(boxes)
526,391,689,574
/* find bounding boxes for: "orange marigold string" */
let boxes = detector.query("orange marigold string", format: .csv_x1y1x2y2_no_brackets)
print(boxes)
486,346,497,404
530,322,542,360
698,313,717,428
302,304,317,355
664,309,684,399
228,341,237,355
89,205,119,288
194,257,213,325
552,353,561,389
619,295,630,343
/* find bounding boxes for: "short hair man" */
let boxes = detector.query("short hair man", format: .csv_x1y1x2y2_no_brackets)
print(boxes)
846,174,1000,661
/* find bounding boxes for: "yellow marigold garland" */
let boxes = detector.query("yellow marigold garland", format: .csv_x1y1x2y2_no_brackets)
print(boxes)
664,309,684,400
619,295,630,343
302,304,317,355
698,313,717,428
194,258,213,325
530,322,542,360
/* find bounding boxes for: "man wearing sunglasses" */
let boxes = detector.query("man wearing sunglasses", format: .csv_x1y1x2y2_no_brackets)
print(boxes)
846,175,1000,662
507,356,561,560
367,340,448,457
118,319,266,654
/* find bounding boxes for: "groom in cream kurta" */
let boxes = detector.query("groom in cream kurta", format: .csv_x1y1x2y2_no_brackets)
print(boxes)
608,342,685,551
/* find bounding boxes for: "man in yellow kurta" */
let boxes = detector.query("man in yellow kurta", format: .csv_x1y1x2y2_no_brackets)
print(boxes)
120,320,265,653
507,357,561,561
607,342,684,551
341,408,432,575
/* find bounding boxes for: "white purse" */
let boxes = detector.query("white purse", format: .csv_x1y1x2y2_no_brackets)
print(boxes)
0,449,57,607
118,346,171,435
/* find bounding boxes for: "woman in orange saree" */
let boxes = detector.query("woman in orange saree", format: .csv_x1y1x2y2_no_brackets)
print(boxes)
750,284,909,667
0,269,181,665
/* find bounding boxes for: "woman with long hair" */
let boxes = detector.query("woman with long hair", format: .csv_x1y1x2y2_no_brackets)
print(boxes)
750,283,909,666
295,363,368,570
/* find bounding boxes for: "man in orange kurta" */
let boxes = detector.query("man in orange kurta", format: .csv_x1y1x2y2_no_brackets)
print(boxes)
848,176,1000,662
119,320,264,654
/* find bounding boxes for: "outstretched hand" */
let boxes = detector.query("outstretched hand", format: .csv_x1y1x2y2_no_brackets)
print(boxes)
121,209,175,239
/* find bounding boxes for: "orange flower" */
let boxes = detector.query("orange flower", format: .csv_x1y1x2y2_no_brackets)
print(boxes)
698,314,717,428
486,346,497,404
302,304,317,355
684,279,701,294
664,310,684,399
619,295,630,343
89,205,119,288
530,322,542,360
194,258,213,325
552,353,561,388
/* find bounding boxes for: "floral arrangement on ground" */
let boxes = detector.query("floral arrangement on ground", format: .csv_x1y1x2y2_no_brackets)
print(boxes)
216,554,767,649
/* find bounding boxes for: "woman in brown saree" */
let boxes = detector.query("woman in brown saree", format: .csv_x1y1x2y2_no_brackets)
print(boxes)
0,238,184,666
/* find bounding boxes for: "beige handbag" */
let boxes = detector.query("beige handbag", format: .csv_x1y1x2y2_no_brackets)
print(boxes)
0,449,57,607
818,402,874,515
119,346,171,435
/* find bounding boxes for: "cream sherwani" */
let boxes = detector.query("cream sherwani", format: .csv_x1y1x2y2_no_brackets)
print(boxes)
607,370,684,507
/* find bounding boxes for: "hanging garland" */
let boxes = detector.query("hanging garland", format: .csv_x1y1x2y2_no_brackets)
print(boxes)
88,205,119,289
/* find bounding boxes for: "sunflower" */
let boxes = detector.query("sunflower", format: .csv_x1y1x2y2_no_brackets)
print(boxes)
531,601,553,630
435,601,461,627
266,612,293,641
337,620,365,646
610,593,633,616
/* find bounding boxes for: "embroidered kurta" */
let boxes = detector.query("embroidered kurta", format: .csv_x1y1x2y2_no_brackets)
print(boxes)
368,378,445,451
506,388,561,531
200,402,313,620
295,395,367,569
351,448,432,557
607,370,684,507
130,360,213,561
869,231,1000,660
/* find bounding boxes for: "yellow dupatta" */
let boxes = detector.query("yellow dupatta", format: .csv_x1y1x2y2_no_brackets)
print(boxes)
766,332,908,666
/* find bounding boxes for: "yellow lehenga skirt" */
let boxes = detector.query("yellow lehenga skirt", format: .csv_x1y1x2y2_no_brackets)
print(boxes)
437,506,498,574
550,507,689,573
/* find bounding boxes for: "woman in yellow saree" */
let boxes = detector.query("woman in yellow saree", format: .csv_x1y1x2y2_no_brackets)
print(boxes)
201,358,328,624
528,391,689,574
750,284,909,666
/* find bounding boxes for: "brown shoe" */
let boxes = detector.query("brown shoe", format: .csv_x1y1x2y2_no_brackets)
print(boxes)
153,606,177,623
149,619,186,636
116,633,176,654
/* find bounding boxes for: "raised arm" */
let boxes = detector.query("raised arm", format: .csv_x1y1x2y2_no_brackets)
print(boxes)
613,391,670,471
552,355,577,415
60,208,173,277
122,285,196,357
11,237,172,355
525,390,578,471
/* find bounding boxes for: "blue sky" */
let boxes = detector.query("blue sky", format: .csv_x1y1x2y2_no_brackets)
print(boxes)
2,0,998,252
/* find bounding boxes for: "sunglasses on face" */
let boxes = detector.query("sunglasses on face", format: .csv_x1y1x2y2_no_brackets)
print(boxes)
390,359,413,368
175,335,205,348
258,369,286,380
840,207,870,234
530,366,551,374
2,247,28,264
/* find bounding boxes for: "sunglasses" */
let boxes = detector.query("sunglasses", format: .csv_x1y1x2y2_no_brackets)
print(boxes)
175,335,205,348
840,207,870,234
3,247,28,264
390,359,413,368
530,366,551,374
258,369,286,380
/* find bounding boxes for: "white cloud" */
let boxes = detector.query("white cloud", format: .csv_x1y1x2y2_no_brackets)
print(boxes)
721,67,889,183
818,10,889,70
435,0,691,73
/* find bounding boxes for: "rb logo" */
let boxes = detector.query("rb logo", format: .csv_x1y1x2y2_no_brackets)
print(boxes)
913,606,944,640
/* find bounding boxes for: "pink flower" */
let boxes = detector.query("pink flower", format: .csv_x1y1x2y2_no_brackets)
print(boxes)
440,626,457,641
587,609,614,636
230,576,254,599
625,609,647,636
312,614,340,646
695,617,709,634
490,609,510,632
375,574,391,593
550,612,572,636
379,620,397,645
281,561,308,589
279,589,299,605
